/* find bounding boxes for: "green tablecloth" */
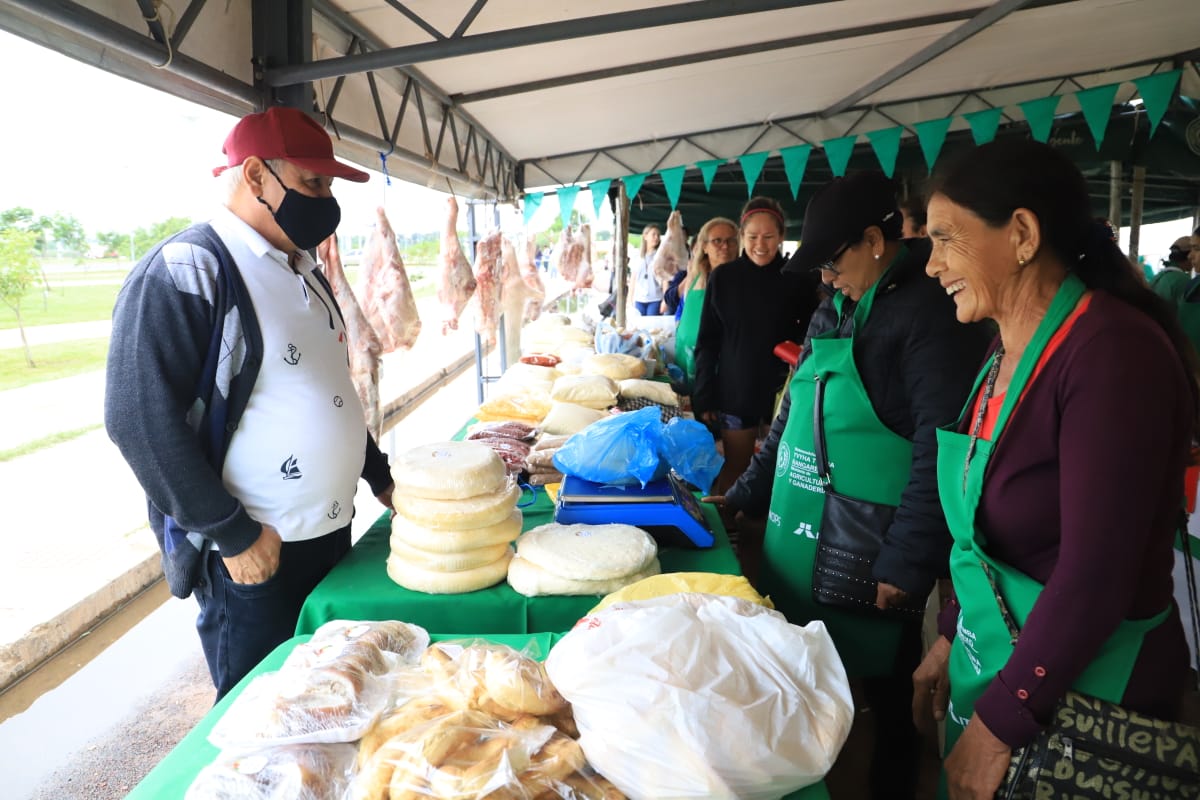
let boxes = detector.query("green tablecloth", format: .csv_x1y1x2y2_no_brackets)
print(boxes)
126,633,830,800
295,486,741,636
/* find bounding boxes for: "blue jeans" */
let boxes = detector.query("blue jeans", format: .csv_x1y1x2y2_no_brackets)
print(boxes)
635,300,660,316
194,525,351,700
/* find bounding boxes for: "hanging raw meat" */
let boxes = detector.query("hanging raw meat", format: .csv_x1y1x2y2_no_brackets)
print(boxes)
517,236,545,322
472,230,504,347
573,223,594,289
651,210,687,282
552,227,586,283
500,236,528,364
437,196,477,334
318,234,383,440
357,206,421,353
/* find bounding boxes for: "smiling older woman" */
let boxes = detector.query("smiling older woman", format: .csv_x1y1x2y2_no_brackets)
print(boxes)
915,139,1200,799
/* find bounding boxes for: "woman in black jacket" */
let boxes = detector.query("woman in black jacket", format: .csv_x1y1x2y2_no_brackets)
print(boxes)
710,173,990,800
692,196,821,495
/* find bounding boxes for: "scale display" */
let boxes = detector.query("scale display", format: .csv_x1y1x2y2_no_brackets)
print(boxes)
554,473,715,549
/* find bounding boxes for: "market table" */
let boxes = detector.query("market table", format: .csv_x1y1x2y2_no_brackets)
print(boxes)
295,486,741,636
126,633,831,800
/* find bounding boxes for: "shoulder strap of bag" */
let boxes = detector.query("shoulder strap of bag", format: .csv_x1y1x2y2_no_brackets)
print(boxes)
813,377,831,485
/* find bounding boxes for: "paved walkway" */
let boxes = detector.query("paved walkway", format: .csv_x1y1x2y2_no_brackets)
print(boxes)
0,297,493,689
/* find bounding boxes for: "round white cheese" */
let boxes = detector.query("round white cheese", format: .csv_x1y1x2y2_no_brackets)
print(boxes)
393,481,520,530
389,538,513,573
515,523,658,581
386,549,512,594
391,441,507,500
507,553,661,597
390,510,522,553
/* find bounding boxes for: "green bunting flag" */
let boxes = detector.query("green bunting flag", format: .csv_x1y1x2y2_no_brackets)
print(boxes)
822,135,857,178
556,185,580,227
1134,69,1182,138
738,151,771,196
695,159,724,191
588,179,612,219
865,127,903,178
962,107,1004,145
621,172,649,202
1019,95,1061,143
1075,83,1120,150
913,117,952,174
659,165,687,210
522,192,542,226
779,145,812,199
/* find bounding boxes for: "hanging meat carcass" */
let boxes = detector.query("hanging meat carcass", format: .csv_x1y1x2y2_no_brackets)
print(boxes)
472,230,504,347
357,206,421,353
516,236,545,322
651,210,687,282
318,234,384,440
499,236,528,364
573,223,594,289
552,226,587,283
437,196,477,335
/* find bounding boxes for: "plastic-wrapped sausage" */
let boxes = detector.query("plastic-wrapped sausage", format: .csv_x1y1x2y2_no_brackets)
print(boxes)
520,353,561,368
468,421,541,442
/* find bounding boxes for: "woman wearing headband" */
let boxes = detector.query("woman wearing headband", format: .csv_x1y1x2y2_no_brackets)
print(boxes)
693,196,821,497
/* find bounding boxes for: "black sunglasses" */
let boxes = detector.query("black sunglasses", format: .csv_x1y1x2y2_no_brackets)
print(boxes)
816,241,852,274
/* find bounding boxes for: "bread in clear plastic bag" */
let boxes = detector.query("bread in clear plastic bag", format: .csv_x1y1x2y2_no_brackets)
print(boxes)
185,742,356,800
419,641,568,720
304,619,431,664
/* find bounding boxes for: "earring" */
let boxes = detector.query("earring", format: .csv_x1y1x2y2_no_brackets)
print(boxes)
1018,257,1027,266
874,254,880,260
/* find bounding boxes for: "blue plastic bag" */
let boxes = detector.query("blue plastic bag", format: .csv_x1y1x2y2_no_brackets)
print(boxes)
660,417,724,494
553,406,667,486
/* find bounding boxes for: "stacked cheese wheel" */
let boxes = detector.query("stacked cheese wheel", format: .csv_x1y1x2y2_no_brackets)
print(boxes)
387,441,521,594
508,522,661,597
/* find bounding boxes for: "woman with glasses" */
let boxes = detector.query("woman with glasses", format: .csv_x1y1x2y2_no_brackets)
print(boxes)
709,172,989,799
673,216,738,390
693,197,822,497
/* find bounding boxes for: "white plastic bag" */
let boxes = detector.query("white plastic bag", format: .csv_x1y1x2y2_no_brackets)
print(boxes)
544,594,854,800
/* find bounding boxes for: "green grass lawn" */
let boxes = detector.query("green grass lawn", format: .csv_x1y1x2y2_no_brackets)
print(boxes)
0,338,110,391
0,283,121,330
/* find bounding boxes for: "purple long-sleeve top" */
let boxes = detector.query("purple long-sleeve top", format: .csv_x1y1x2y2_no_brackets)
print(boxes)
937,290,1193,748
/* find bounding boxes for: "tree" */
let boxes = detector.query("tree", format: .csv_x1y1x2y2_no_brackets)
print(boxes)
48,213,87,257
132,216,192,261
0,206,51,293
0,228,41,367
96,231,129,259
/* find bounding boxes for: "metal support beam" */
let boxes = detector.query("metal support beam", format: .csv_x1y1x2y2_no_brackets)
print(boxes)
134,0,168,45
1108,161,1122,235
169,0,207,50
452,0,489,39
452,8,985,105
822,0,1036,118
383,0,445,41
615,181,630,330
252,0,311,110
268,0,828,87
1129,165,1146,262
1,0,258,107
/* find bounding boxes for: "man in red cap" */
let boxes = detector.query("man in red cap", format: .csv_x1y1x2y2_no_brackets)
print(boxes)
105,106,394,699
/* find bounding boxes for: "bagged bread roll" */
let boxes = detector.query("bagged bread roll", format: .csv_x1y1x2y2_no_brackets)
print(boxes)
305,619,430,662
186,742,357,800
541,402,608,436
550,374,619,410
582,353,646,381
617,378,679,407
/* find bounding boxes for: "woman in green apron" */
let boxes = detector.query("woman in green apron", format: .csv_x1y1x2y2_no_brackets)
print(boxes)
710,172,990,799
674,216,738,391
913,140,1199,799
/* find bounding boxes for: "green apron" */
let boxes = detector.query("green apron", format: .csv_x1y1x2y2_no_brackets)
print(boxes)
1177,281,1200,359
936,273,1169,757
674,272,704,386
759,256,912,678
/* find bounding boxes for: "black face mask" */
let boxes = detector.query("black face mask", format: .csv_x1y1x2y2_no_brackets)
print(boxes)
257,163,341,251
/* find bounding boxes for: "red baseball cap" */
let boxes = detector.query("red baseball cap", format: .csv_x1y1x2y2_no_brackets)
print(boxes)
212,106,370,183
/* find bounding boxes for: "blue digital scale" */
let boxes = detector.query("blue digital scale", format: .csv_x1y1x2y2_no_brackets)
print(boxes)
553,472,715,549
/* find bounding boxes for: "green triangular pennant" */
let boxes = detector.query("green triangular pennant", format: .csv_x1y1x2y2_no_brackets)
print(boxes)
913,117,952,174
822,135,857,177
1019,95,1061,143
1134,69,1182,138
621,172,649,201
556,185,580,227
779,145,812,199
522,192,542,226
865,127,903,178
658,165,687,210
738,151,771,196
588,179,612,219
962,107,1004,145
1075,83,1120,150
695,159,724,191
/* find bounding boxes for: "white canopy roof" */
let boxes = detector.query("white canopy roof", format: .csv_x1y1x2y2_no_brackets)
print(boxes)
2,0,1198,199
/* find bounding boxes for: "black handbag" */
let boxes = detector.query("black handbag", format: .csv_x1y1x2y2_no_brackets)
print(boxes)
981,548,1200,800
809,376,927,619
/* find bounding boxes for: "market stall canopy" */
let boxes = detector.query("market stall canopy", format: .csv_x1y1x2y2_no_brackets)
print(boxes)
2,0,1198,205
